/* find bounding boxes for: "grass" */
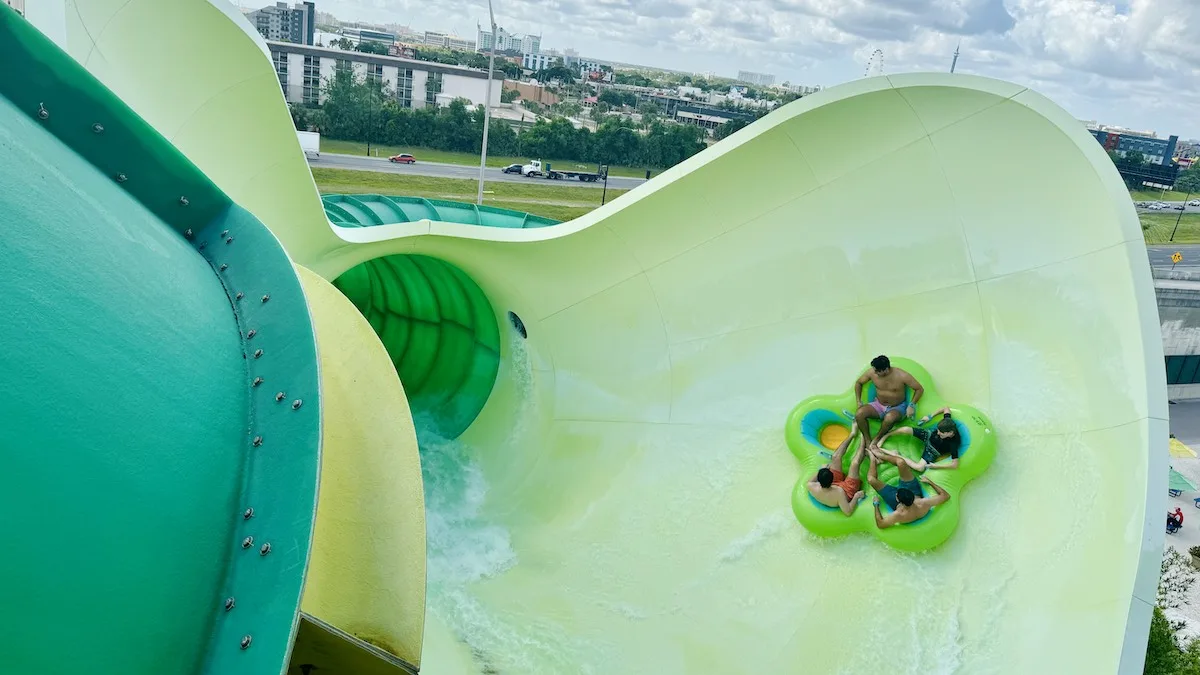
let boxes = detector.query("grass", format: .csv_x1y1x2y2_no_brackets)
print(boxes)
1140,213,1200,244
320,138,656,179
1132,189,1197,203
311,167,627,222
313,167,1200,240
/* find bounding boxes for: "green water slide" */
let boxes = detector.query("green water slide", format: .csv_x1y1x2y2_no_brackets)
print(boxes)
10,2,1169,674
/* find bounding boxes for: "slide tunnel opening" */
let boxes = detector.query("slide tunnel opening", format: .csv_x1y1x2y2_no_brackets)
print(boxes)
332,254,500,440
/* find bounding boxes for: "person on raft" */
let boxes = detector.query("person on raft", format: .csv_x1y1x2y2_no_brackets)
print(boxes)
867,452,950,528
870,408,962,472
806,432,867,516
853,355,923,450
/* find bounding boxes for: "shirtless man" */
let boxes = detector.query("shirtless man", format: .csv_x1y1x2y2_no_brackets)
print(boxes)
853,355,924,450
806,431,867,516
866,453,950,528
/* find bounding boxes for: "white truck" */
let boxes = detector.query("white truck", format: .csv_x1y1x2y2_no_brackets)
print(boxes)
297,130,320,160
520,159,604,182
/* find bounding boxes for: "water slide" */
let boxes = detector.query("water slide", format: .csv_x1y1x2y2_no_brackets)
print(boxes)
5,2,1168,674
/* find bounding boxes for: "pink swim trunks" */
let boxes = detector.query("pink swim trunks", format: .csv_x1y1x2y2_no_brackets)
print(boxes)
870,398,908,417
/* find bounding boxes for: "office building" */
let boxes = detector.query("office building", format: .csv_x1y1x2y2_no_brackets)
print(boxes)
247,2,315,45
268,41,501,109
1091,130,1180,166
522,52,555,71
675,105,756,133
478,25,540,54
422,30,475,51
341,27,396,45
737,70,775,86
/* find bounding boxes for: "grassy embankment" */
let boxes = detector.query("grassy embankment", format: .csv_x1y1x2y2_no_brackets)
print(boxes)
311,167,628,222
314,163,1200,242
321,138,655,179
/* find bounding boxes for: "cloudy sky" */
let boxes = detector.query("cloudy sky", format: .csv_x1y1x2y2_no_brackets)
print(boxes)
318,0,1200,140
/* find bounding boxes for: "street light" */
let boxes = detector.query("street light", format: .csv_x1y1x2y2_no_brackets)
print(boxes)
476,0,498,205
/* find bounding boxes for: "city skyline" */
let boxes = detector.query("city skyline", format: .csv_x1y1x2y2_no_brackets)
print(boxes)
315,0,1200,142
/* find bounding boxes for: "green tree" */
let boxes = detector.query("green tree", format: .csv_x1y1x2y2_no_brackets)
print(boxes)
714,119,748,141
1176,167,1200,194
590,118,641,165
1120,150,1147,167
332,37,354,50
501,88,520,103
354,40,388,55
597,89,625,107
537,65,577,84
556,101,583,118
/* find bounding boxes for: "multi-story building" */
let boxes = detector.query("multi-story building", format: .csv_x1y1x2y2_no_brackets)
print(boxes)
737,70,775,87
675,105,757,134
422,30,475,51
478,25,540,54
247,2,315,45
268,41,502,109
3,0,24,16
1091,130,1180,166
341,27,396,46
522,52,556,71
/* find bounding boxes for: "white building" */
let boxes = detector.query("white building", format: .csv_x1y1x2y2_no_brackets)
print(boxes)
478,24,540,54
522,52,555,71
736,70,776,86
268,42,502,109
246,1,315,45
422,30,475,51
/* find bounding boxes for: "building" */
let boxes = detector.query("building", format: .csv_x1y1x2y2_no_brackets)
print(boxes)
341,27,396,46
477,25,540,54
503,80,559,105
776,82,821,96
522,53,556,71
1091,130,1179,166
3,0,24,16
247,2,315,45
737,70,776,86
674,105,756,134
268,41,501,109
423,30,475,51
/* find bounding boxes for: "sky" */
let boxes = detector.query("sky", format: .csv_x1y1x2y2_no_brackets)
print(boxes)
316,0,1200,140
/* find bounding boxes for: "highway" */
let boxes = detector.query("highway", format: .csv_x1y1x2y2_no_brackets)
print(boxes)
1149,245,1200,269
311,152,649,190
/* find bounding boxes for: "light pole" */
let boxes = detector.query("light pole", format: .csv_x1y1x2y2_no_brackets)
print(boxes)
476,0,498,205
1171,191,1193,242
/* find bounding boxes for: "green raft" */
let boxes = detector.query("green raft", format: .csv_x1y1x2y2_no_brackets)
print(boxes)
785,358,997,552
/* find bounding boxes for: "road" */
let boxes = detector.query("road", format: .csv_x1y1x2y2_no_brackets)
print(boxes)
1149,245,1200,269
311,153,648,190
1139,205,1200,213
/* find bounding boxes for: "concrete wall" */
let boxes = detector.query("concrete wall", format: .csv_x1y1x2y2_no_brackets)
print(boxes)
1155,268,1200,399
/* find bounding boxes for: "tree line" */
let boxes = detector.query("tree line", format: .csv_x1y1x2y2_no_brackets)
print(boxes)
291,70,709,169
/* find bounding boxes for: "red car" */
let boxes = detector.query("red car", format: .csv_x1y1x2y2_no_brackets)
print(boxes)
388,153,416,164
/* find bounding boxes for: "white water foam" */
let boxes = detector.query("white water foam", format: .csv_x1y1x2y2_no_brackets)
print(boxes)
419,334,597,673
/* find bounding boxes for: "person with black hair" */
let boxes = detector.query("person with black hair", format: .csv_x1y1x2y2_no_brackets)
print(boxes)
867,452,950,528
871,407,963,471
853,354,924,450
806,430,867,516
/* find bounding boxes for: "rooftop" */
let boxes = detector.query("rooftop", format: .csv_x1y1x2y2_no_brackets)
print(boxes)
266,40,501,80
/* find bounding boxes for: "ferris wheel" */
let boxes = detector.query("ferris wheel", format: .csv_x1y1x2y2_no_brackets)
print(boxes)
864,49,884,77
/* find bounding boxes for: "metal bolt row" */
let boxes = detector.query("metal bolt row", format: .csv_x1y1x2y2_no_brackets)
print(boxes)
202,223,306,657
35,103,304,658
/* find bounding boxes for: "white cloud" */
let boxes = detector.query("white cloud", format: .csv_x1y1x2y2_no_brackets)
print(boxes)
321,0,1200,138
